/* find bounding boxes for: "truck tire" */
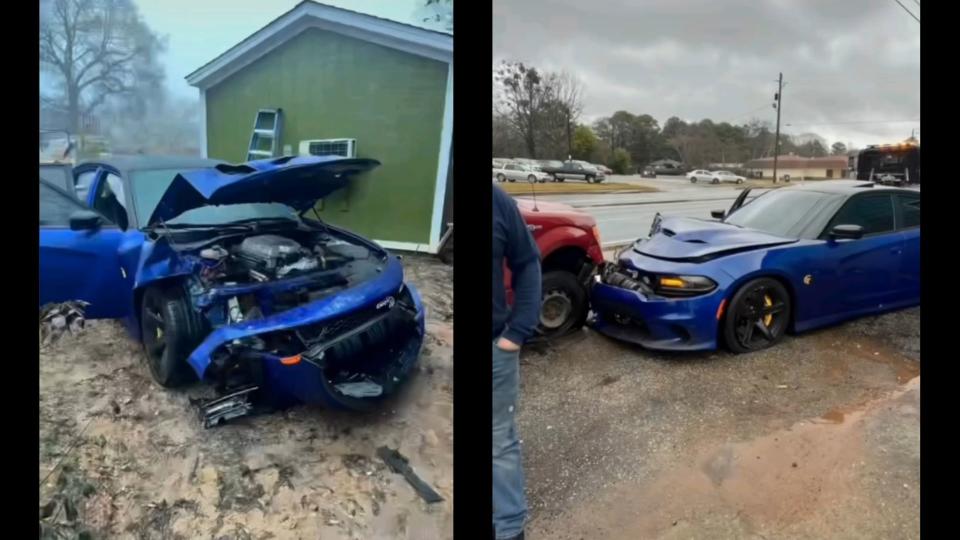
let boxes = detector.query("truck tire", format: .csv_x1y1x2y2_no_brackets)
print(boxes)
140,285,206,388
538,271,589,339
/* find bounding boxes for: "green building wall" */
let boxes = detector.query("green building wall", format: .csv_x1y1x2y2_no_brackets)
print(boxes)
205,28,448,244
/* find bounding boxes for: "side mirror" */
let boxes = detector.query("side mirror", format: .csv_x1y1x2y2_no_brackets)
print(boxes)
711,210,726,219
69,210,103,232
829,224,864,240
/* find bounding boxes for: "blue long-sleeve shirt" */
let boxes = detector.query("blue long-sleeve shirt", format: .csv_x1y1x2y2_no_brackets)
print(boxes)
492,185,541,344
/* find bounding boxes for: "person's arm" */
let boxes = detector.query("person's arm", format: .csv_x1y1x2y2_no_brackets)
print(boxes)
499,198,541,348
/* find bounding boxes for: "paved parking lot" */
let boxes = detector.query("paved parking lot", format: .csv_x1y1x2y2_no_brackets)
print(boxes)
519,308,920,539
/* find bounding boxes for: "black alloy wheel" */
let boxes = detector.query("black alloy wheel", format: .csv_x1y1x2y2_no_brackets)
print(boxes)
723,278,790,353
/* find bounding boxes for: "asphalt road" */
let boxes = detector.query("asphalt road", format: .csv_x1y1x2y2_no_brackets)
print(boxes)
518,175,770,247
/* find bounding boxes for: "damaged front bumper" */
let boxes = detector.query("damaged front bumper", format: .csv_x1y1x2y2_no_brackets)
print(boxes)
185,256,426,410
589,263,723,352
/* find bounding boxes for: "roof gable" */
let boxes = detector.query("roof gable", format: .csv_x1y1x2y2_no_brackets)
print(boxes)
186,1,452,91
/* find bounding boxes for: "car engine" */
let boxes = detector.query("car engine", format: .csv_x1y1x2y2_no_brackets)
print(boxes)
233,234,321,280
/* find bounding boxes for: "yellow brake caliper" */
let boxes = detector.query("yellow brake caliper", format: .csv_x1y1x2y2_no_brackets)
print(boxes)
763,295,774,327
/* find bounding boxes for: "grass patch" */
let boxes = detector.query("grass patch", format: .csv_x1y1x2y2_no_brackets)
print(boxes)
498,181,657,195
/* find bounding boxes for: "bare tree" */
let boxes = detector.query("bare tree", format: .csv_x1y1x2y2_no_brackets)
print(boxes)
40,0,166,133
415,0,453,32
550,71,584,157
494,61,554,158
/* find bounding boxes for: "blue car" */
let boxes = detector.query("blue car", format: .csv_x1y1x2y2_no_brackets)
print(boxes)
39,155,426,424
590,181,920,353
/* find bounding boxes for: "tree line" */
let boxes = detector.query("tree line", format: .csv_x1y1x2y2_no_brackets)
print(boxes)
494,61,854,174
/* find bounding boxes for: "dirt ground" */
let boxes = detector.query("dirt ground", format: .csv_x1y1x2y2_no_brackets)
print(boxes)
519,308,920,540
39,254,453,540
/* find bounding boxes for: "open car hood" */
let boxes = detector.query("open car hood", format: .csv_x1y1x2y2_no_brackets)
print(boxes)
147,156,380,225
635,216,796,262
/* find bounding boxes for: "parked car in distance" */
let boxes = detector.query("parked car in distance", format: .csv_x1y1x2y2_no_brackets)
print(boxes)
542,160,605,183
650,161,687,176
39,155,426,424
509,197,605,339
590,180,919,353
640,168,657,178
538,159,564,171
494,161,551,183
710,170,746,184
687,169,714,183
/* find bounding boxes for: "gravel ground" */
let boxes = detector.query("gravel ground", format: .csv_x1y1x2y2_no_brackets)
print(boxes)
519,307,920,539
39,254,453,540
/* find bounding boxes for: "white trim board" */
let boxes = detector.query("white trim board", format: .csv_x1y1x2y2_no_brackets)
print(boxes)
375,239,437,254
198,88,207,158
428,63,454,249
186,1,452,91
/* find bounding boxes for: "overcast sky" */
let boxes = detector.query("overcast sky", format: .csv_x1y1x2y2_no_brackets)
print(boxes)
135,0,425,99
493,0,920,148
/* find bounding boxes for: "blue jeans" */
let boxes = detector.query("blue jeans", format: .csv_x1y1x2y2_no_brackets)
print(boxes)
492,339,527,539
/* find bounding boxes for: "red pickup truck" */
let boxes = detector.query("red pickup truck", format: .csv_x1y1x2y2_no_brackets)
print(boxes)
507,198,605,339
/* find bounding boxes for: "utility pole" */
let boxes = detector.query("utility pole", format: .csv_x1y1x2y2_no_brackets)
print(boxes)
772,72,783,184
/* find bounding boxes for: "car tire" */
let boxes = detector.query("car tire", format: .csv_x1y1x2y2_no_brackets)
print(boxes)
586,175,595,184
712,177,720,184
496,173,506,182
690,177,697,183
527,174,537,183
736,178,744,184
140,284,207,388
722,277,791,354
538,271,589,340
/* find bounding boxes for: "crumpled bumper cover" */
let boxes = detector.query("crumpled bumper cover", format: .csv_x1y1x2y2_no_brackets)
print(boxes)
185,256,425,389
589,279,723,352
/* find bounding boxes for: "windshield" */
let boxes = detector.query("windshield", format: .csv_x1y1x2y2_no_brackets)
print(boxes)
131,168,297,226
724,189,845,238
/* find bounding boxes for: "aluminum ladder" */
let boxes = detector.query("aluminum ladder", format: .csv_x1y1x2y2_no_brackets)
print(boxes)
246,108,283,161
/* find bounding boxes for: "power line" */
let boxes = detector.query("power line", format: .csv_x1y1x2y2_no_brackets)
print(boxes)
892,0,920,23
785,119,919,127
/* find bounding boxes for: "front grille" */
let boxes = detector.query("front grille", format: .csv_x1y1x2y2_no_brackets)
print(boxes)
296,304,384,346
294,286,415,347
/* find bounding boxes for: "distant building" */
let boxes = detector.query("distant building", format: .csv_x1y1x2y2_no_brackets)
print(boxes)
743,155,848,180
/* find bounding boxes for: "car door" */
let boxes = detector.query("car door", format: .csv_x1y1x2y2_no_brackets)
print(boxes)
893,192,920,302
39,180,129,319
815,192,901,314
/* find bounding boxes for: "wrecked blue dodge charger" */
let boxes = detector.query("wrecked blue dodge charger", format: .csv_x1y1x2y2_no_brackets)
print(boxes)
590,181,919,353
39,155,425,426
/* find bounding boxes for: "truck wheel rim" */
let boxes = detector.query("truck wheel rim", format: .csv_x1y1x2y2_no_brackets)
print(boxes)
540,289,573,330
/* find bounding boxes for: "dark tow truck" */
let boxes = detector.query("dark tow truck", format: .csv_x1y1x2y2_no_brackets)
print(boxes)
856,140,920,186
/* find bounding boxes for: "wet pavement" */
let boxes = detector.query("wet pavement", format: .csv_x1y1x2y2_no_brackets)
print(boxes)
517,307,920,539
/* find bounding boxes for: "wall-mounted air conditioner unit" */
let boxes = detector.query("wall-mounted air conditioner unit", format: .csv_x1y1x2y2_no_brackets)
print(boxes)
298,138,357,158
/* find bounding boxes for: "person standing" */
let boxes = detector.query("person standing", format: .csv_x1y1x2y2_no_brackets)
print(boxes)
492,184,541,540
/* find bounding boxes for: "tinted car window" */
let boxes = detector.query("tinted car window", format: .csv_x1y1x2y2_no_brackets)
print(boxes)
725,189,845,238
898,194,920,229
40,181,84,227
829,194,895,235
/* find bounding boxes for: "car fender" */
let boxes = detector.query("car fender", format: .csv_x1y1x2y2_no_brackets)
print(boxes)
536,225,604,264
715,257,800,328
